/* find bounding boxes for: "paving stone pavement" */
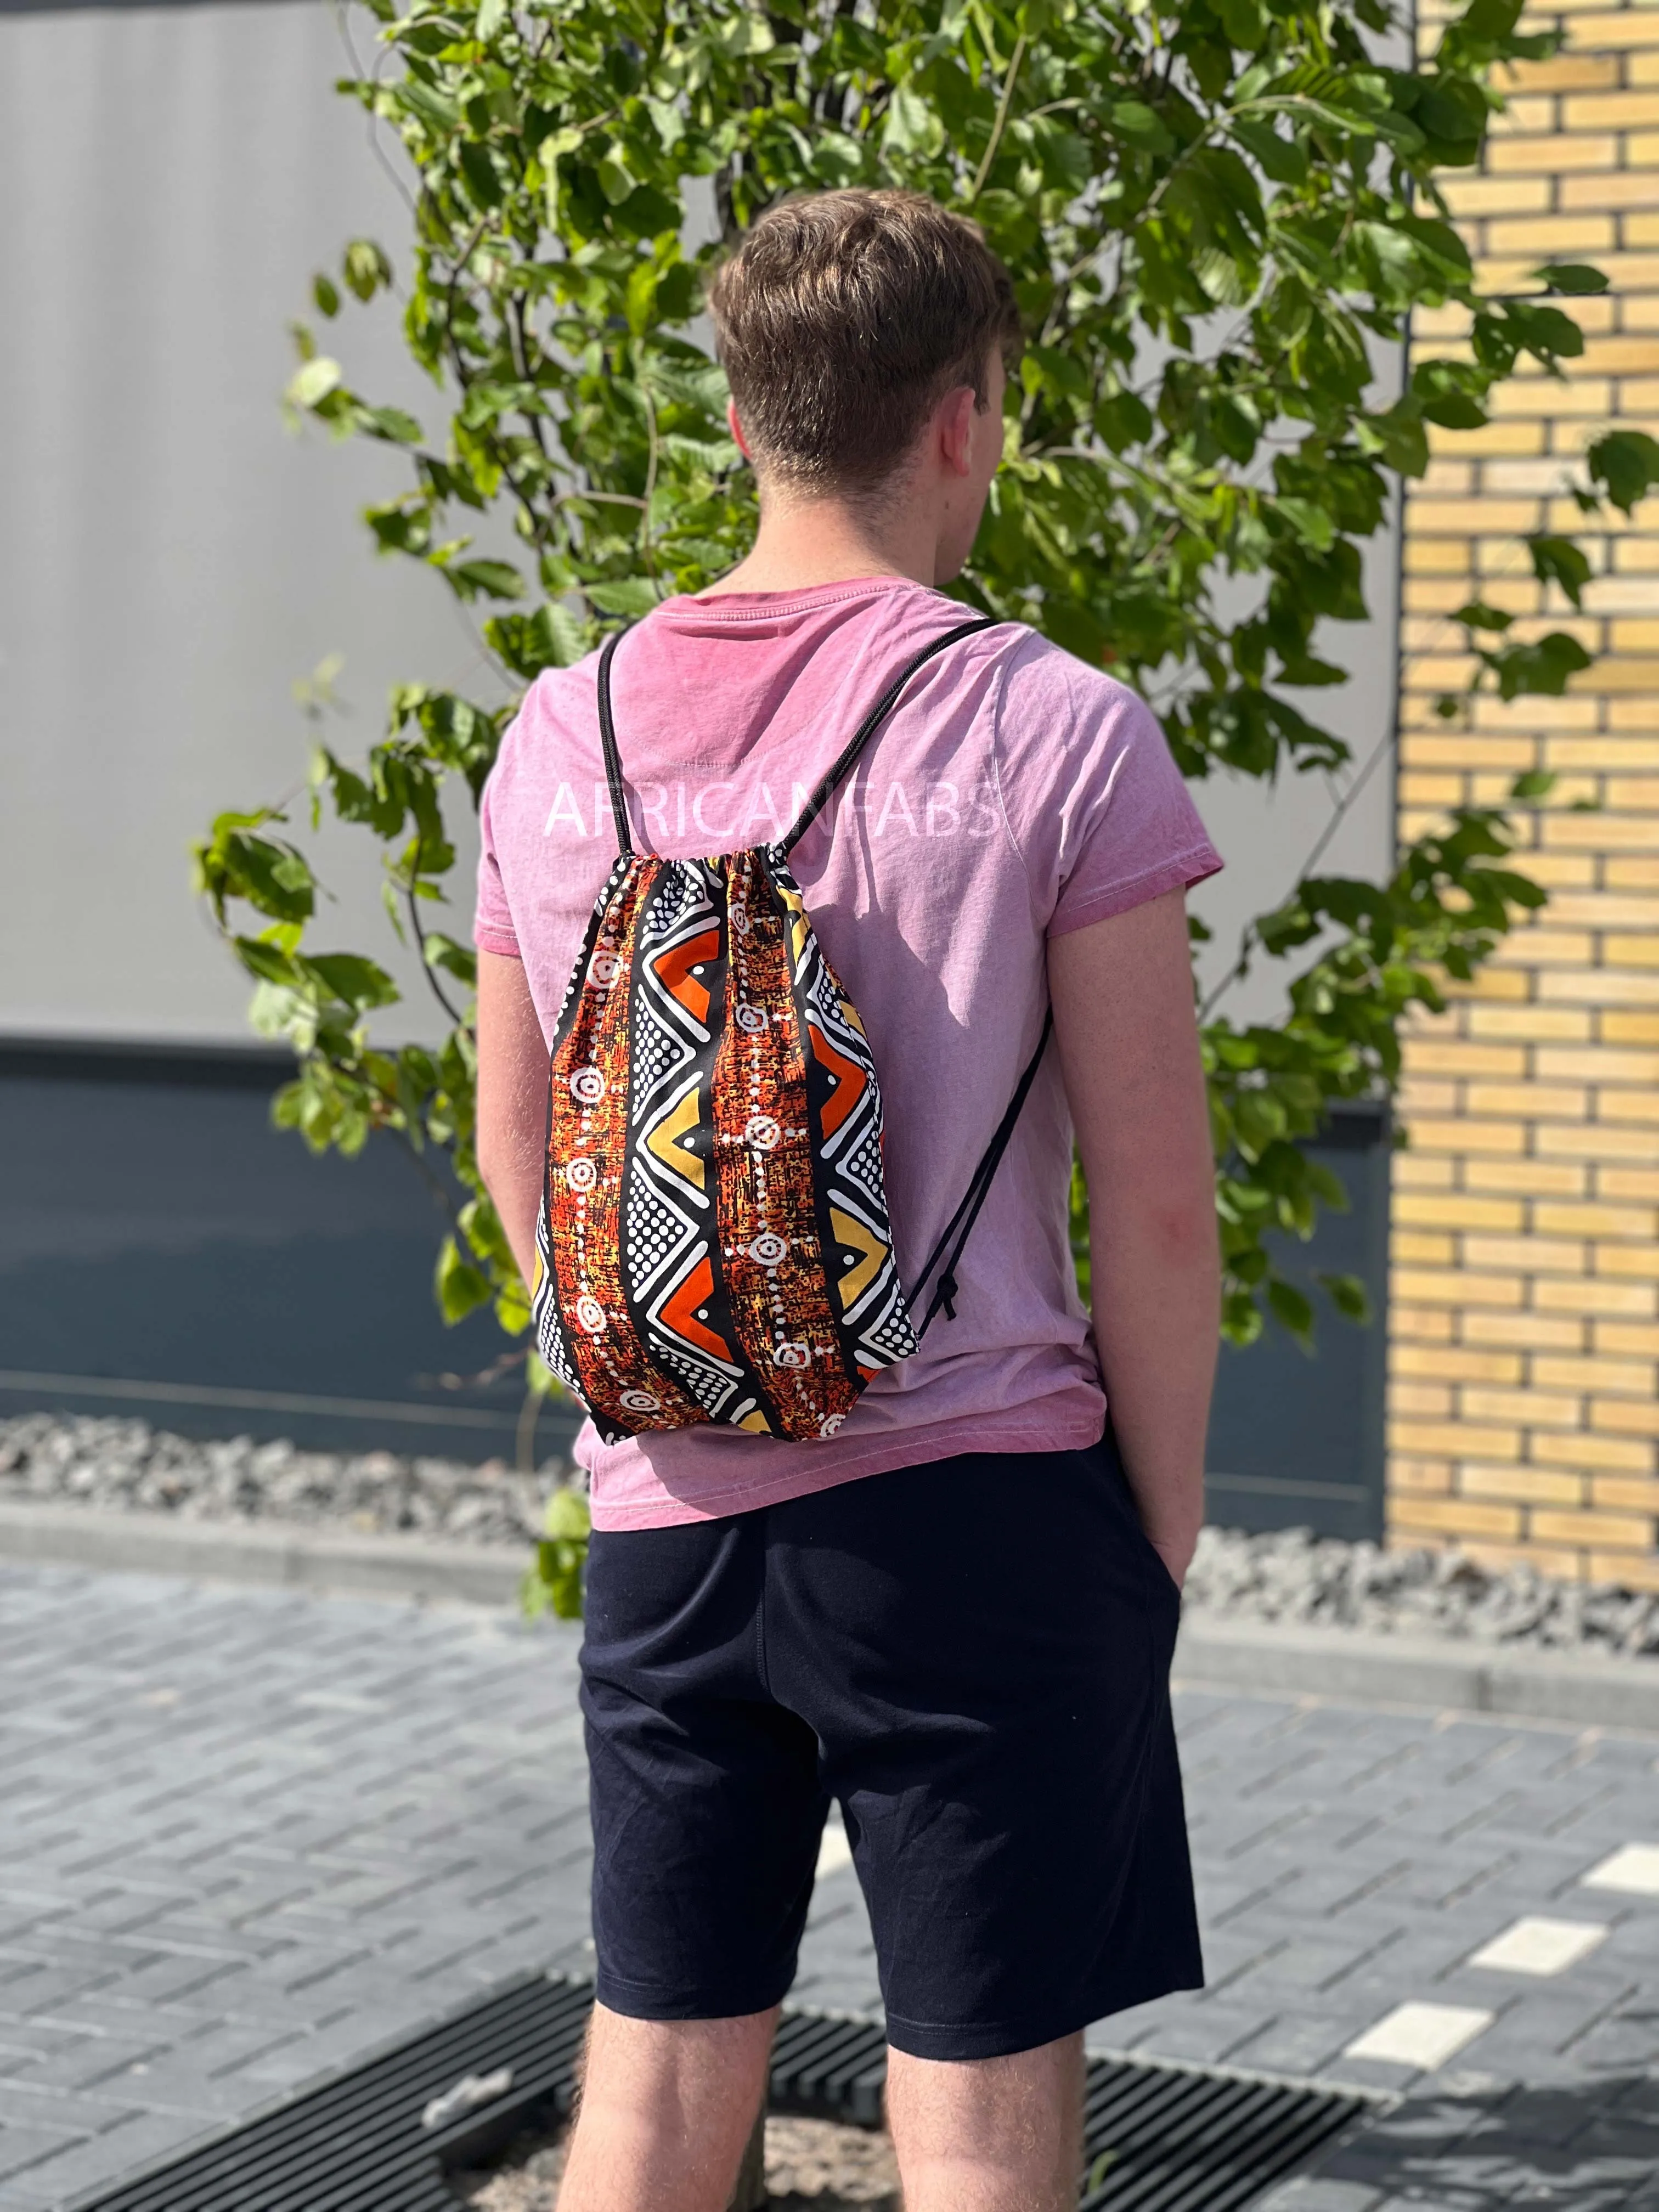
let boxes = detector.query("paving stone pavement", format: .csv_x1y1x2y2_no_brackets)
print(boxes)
3,1565,1659,2208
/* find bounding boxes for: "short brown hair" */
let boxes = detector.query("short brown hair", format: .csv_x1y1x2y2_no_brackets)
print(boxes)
708,189,1021,494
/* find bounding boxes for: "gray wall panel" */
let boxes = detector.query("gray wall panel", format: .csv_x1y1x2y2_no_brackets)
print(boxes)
0,0,486,1043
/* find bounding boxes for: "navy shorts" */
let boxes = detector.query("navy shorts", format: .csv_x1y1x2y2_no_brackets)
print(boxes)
578,1431,1204,2063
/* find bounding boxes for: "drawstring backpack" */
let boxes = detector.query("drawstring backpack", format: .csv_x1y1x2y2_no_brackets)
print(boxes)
531,615,1054,1446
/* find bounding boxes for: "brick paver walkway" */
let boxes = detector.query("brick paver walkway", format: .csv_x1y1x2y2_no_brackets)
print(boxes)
2,1563,1658,2208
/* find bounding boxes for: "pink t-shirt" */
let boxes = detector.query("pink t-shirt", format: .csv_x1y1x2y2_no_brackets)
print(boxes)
475,577,1221,1529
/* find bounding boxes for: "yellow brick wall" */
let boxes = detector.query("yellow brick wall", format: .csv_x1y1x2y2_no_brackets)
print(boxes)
1392,0,1659,1582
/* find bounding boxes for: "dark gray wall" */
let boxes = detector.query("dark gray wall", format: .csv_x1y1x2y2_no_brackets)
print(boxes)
0,1043,578,1461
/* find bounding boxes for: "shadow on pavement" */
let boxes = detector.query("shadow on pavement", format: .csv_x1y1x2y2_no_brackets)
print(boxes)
1271,2072,1659,2210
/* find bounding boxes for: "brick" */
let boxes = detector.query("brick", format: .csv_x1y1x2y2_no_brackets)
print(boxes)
1465,1158,1590,1197
1600,1242,1659,1278
1590,1475,1659,1514
1393,1305,1456,1342
1565,92,1659,131
1394,1344,1525,1384
1540,974,1659,1012
1409,496,1548,535
1606,930,1659,963
1404,537,1475,575
1386,1494,1524,1538
1603,1008,1659,1042
1490,130,1621,171
1602,1087,1659,1122
1464,1309,1587,1350
1537,1045,1659,1081
1533,1429,1655,1471
1565,170,1659,210
1461,1385,1585,1428
1593,1397,1659,1436
1390,1456,1454,1496
1443,176,1557,215
1600,1163,1659,1198
1587,1550,1659,1588
1395,1192,1525,1231
1534,1199,1658,1238
1487,214,1616,253
1503,53,1621,91
1389,1380,1455,1418
1406,1041,1528,1077
1533,1352,1657,1396
1541,888,1659,921
1466,1008,1594,1043
1389,1267,1524,1308
1596,1322,1659,1358
1531,1508,1657,1551
1460,1462,1588,1505
1608,856,1659,886
1393,1154,1456,1191
1536,1273,1659,1313
1537,1121,1659,1164
1463,1233,1588,1274
1401,1116,1526,1155
1392,1229,1458,1266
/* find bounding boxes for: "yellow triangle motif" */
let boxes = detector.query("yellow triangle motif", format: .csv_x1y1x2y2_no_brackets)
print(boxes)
646,1085,705,1191
829,1206,886,1313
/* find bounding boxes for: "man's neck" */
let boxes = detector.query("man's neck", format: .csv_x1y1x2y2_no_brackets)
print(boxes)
702,489,939,597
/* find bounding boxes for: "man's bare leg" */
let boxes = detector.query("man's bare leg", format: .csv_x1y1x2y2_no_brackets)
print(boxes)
886,2031,1085,2212
555,2001,776,2212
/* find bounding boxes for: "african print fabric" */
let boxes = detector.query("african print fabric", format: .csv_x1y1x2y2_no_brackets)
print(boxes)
532,841,916,1444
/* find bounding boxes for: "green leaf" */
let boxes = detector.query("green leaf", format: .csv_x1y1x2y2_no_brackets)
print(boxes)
1528,533,1592,607
1510,769,1557,800
287,357,343,410
586,577,663,617
1492,631,1593,700
1535,262,1608,295
1588,429,1659,515
436,1235,492,1324
1316,1271,1370,1324
343,240,392,302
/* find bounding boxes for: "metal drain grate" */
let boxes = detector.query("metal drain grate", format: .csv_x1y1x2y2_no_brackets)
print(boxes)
765,2012,1374,2212
77,1974,1373,2212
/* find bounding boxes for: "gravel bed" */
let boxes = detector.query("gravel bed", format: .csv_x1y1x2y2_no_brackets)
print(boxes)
455,2115,898,2209
0,1414,568,1547
1187,1522,1659,1658
7,1415,1659,1662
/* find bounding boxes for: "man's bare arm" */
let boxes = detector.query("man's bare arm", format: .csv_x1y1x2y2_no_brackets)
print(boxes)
476,948,550,1290
1048,889,1219,1589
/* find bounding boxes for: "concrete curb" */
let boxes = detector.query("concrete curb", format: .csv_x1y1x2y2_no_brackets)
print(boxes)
1175,1615,1659,1734
4,1502,1659,1732
0,1499,523,1607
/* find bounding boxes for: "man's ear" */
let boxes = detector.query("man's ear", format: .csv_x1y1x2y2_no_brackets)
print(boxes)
935,385,979,479
727,398,753,461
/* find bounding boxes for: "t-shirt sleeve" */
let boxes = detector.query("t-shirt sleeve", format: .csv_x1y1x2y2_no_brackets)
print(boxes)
994,637,1222,938
473,731,522,960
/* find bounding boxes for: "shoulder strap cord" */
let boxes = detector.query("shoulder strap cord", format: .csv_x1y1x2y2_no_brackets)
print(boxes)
911,1009,1054,1338
596,611,995,860
595,627,633,857
780,614,997,854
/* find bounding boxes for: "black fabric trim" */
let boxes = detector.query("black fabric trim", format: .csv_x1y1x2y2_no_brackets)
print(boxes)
595,628,634,857
911,1011,1054,1338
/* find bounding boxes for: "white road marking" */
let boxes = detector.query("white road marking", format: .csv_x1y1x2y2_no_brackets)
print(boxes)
1467,1916,1609,1977
1582,1843,1659,1896
1343,2002,1493,2070
815,1818,853,1878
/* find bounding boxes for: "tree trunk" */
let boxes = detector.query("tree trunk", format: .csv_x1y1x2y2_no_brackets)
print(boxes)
728,2104,768,2210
